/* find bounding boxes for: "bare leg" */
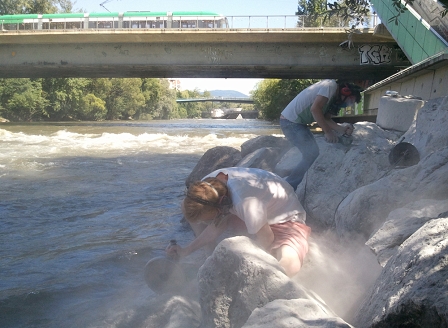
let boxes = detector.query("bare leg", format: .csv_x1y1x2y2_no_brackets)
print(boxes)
275,244,302,277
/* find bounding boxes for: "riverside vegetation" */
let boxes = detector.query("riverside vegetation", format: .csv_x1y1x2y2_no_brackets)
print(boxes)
0,78,318,122
0,78,243,121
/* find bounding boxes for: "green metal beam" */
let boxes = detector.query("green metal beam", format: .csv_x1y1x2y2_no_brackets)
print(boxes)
370,0,448,64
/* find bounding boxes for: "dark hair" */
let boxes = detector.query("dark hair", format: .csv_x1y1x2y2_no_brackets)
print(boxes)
328,82,364,115
341,83,363,103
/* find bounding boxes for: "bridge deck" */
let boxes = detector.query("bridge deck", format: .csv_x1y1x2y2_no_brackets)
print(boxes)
0,28,386,44
0,28,408,80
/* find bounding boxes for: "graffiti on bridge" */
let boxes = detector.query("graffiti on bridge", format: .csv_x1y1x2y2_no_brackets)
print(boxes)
358,45,392,65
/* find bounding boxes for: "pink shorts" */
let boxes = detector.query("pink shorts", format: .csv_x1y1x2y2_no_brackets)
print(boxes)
268,221,311,264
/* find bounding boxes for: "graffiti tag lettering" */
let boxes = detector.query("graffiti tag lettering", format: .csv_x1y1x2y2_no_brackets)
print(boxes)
202,47,233,64
358,45,392,65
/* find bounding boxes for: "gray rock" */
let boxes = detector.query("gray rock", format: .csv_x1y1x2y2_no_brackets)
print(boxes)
401,96,448,159
240,135,291,158
366,199,448,266
185,146,241,186
335,146,448,239
295,122,400,230
354,217,448,328
197,236,314,328
242,299,353,328
274,147,303,177
237,146,284,172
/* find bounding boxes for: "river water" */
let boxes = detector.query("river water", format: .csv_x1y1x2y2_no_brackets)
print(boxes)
0,119,282,327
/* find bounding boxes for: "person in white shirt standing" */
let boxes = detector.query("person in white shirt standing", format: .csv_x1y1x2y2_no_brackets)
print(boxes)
166,167,310,277
280,79,363,190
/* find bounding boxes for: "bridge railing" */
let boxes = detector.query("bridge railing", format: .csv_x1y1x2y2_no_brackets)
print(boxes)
225,15,374,29
0,14,379,32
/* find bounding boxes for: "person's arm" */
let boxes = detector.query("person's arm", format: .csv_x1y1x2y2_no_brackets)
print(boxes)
255,223,275,250
310,95,339,143
325,120,354,134
166,220,228,258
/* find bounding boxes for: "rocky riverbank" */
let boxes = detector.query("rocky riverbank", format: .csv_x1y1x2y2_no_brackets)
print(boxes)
142,96,448,328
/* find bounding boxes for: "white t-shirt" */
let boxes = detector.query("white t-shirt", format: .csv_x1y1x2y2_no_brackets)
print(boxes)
203,167,306,234
281,79,338,124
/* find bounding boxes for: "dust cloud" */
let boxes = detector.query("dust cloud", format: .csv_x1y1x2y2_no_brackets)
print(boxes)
295,229,382,324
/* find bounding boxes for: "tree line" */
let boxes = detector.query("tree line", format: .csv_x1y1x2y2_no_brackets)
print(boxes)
0,77,257,121
0,77,324,122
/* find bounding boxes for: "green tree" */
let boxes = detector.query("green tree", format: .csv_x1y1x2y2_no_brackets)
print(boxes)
0,0,74,15
41,78,90,120
156,79,179,119
105,78,145,120
199,90,214,113
57,0,73,13
140,78,177,119
0,78,47,121
252,79,318,120
297,0,332,27
77,93,106,121
24,0,59,14
86,78,112,100
176,88,207,118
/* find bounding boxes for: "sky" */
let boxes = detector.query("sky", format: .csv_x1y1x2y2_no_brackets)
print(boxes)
70,0,298,95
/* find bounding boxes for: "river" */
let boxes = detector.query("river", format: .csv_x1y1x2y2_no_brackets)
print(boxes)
0,119,282,327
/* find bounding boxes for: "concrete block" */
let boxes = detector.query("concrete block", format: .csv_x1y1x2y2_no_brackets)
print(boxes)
376,95,425,132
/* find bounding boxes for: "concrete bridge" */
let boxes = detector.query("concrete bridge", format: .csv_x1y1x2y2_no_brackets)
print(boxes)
0,27,408,80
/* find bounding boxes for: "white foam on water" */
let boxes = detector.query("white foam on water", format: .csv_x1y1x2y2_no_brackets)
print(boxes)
0,128,257,169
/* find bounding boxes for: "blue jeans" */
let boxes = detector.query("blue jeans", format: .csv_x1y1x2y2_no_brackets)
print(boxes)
280,118,319,190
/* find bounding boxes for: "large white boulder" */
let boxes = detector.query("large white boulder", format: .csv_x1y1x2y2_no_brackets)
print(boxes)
295,122,401,230
401,96,448,158
335,146,448,239
354,216,448,327
366,199,448,266
197,236,338,328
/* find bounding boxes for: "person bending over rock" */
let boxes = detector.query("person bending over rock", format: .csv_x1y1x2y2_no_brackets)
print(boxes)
166,167,311,277
280,79,363,190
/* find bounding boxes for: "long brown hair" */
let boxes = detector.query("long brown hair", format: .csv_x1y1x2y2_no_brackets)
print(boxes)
182,177,228,223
